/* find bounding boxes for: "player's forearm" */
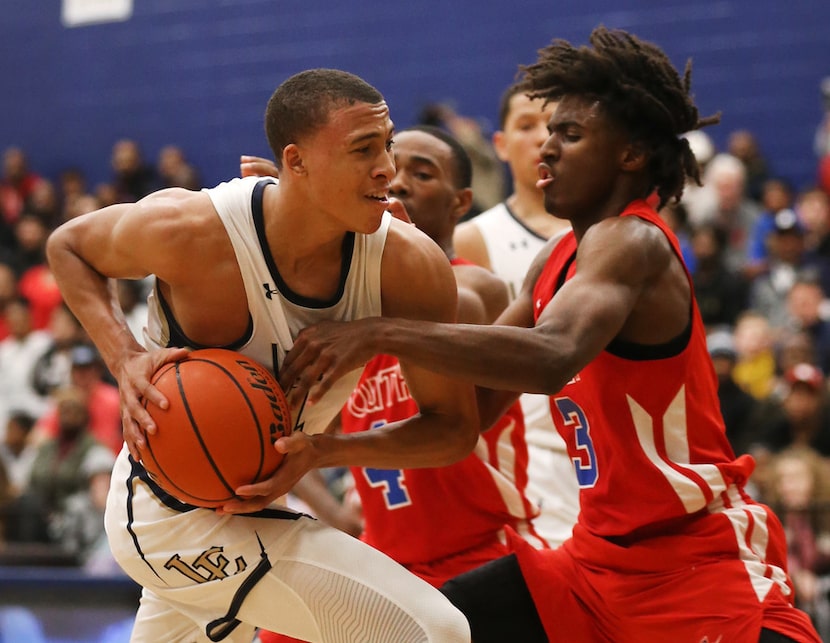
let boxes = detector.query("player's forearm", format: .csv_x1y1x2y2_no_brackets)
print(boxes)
311,408,478,470
373,317,572,396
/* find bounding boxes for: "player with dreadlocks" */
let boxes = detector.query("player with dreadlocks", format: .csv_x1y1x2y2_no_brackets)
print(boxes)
278,27,821,642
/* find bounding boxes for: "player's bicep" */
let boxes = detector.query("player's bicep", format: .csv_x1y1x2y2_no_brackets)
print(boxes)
535,226,648,363
48,203,148,280
398,358,473,424
59,189,204,282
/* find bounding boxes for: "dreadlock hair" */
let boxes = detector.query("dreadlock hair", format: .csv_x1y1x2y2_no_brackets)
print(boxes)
519,26,720,209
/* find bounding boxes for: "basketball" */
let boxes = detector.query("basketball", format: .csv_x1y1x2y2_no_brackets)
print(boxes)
137,348,292,507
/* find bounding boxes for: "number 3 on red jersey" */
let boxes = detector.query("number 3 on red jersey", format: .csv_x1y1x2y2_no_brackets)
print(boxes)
554,397,598,488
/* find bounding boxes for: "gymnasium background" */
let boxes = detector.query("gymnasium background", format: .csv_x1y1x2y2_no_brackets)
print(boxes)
2,0,829,192
0,1,828,641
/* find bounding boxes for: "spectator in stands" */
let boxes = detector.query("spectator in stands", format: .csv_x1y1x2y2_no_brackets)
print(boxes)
707,328,761,456
156,145,201,191
800,187,830,262
110,139,157,203
16,259,62,335
727,129,770,203
34,344,121,455
764,446,830,638
784,276,830,375
690,222,750,330
752,363,830,459
0,261,17,341
31,303,88,397
0,411,37,497
116,279,149,342
699,153,763,275
94,182,118,209
58,168,87,212
732,309,778,400
7,209,63,332
746,177,796,272
658,201,696,272
0,147,42,228
58,168,101,223
0,296,51,436
680,129,717,226
24,386,114,552
26,179,60,229
51,444,115,565
3,211,49,278
62,193,101,221
748,209,819,330
777,329,820,381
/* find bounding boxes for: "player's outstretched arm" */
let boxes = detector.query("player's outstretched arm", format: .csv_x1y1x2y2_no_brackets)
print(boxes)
280,216,656,405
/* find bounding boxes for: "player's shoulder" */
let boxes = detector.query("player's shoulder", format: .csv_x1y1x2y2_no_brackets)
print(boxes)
138,185,211,216
382,219,457,321
585,213,673,258
386,216,448,260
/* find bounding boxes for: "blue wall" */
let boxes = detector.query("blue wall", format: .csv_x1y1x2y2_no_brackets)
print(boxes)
3,0,829,192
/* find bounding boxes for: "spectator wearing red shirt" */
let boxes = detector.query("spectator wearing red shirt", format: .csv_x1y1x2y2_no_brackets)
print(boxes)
35,345,122,455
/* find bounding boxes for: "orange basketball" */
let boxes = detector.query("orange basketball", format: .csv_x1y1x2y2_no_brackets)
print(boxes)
137,348,291,508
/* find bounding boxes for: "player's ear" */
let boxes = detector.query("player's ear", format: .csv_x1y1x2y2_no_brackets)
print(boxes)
621,141,648,173
283,144,306,175
492,130,510,163
451,187,474,224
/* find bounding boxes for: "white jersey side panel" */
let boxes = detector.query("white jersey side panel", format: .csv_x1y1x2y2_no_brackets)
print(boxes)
470,202,548,299
471,201,579,546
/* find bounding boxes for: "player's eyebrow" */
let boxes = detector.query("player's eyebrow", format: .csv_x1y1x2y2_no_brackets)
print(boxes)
349,124,395,146
405,154,440,170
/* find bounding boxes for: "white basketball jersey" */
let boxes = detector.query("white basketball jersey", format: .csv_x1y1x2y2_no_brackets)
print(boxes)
470,202,548,299
471,201,579,546
145,176,389,436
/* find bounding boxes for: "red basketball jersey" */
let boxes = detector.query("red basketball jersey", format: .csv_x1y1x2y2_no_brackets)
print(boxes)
521,200,819,641
341,352,547,581
533,199,753,537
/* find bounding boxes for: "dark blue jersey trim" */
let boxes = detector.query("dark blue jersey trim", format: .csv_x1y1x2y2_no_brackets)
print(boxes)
252,178,356,309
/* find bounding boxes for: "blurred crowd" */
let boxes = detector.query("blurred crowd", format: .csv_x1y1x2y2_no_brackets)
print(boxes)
0,139,198,574
2,97,830,632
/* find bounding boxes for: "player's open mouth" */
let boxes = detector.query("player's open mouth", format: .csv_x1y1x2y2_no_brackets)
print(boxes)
536,164,554,189
367,194,389,205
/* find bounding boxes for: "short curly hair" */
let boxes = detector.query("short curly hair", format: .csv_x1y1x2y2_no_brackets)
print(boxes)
265,69,384,170
519,26,720,209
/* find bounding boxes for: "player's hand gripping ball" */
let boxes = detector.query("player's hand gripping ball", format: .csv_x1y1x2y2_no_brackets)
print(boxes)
137,348,292,507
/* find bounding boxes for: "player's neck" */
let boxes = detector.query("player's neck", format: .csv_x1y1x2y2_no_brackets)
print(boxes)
263,183,351,289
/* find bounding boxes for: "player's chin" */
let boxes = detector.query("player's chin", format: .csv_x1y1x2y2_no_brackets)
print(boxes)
360,197,389,232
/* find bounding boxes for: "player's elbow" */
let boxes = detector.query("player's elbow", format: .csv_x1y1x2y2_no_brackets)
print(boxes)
45,224,73,270
439,409,480,466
